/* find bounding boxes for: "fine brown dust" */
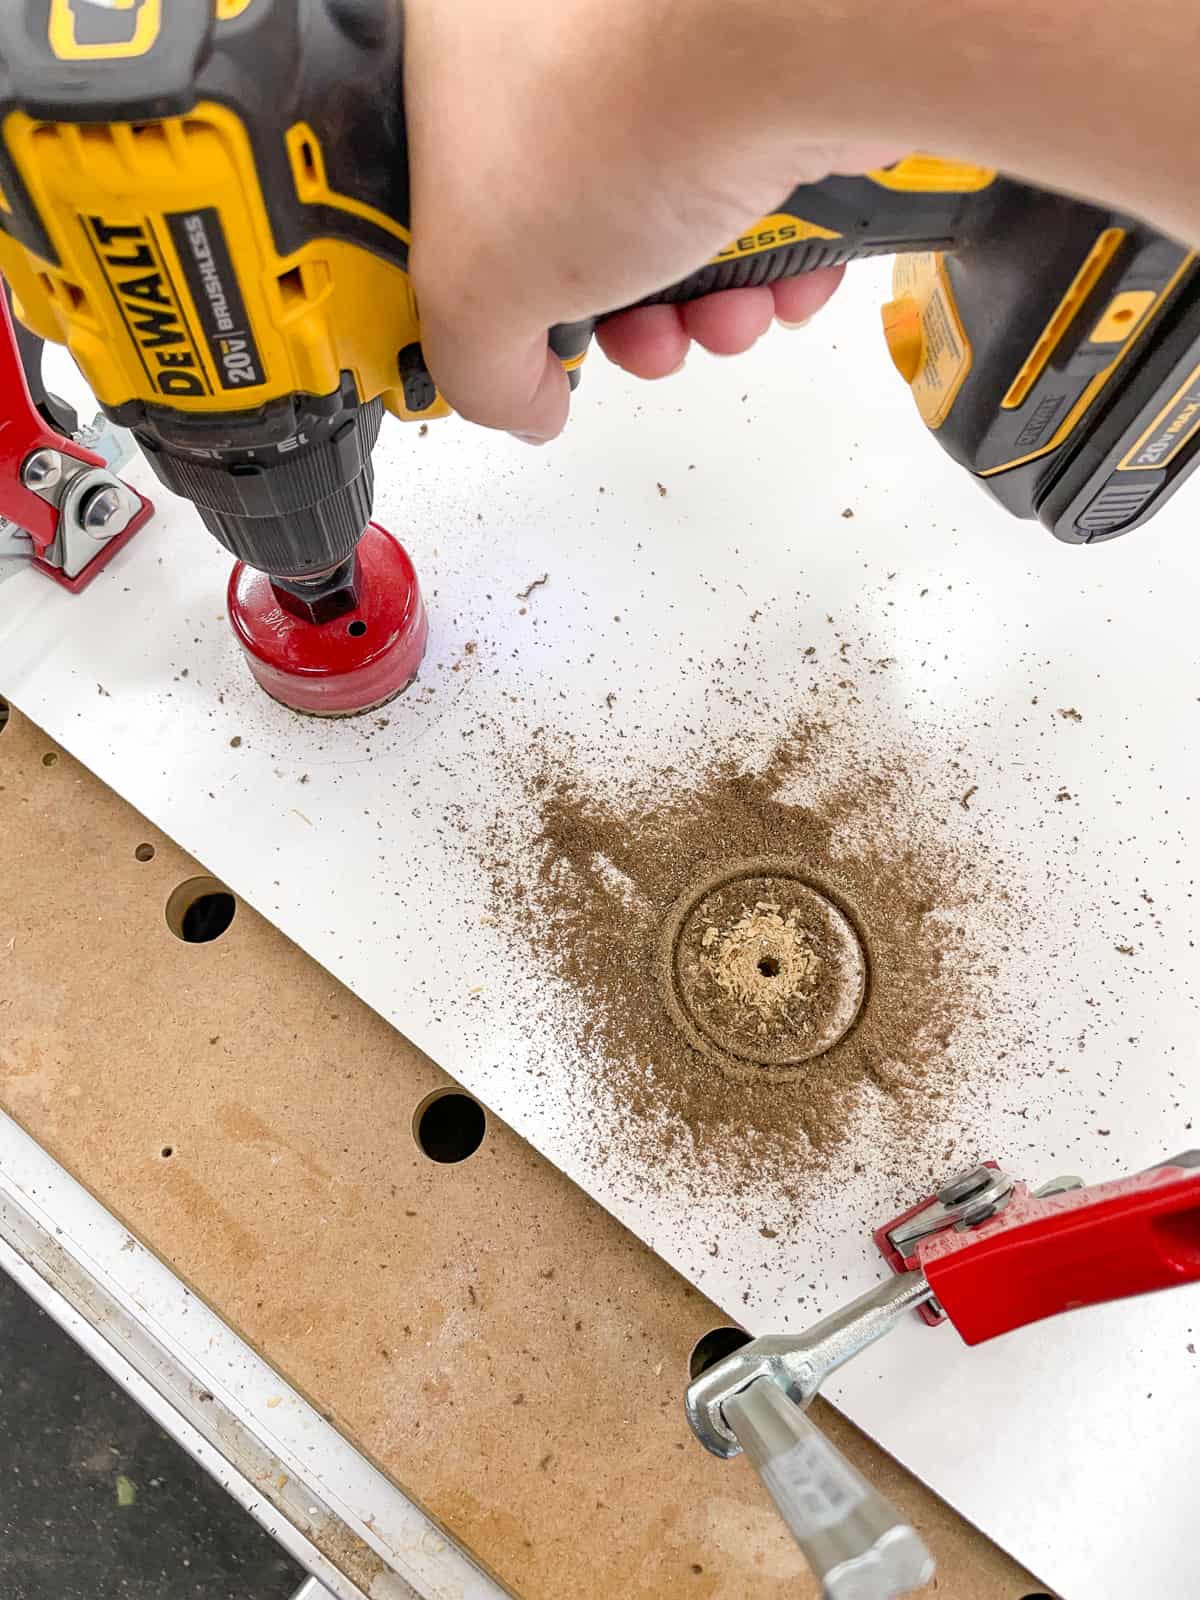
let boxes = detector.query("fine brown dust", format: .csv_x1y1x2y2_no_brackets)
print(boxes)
485,718,1017,1207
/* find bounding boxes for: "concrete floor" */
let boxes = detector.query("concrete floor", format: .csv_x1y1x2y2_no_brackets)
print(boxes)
0,1265,304,1600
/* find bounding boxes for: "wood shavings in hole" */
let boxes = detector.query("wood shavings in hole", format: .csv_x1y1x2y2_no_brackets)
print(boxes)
701,903,819,1023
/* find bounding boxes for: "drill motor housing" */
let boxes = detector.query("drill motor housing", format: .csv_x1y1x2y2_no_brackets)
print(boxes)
1,0,1200,594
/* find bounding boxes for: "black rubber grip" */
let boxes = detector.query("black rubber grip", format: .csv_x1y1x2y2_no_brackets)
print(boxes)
639,238,873,304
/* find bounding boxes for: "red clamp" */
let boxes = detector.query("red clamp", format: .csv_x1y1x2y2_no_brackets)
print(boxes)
0,289,152,591
878,1154,1200,1346
875,1160,1007,1327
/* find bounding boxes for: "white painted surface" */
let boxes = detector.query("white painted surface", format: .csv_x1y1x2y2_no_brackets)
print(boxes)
2,262,1198,1599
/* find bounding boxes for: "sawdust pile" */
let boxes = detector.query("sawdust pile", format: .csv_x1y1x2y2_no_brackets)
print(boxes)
484,719,1019,1206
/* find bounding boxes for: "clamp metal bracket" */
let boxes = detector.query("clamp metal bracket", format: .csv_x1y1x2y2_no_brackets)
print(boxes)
1,289,152,592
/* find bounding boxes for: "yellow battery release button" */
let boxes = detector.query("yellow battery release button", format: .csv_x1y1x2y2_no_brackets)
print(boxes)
1089,289,1157,346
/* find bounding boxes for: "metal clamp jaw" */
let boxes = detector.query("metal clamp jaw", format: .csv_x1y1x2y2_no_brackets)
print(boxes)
12,440,148,584
686,1270,938,1461
0,289,152,591
887,1162,1020,1256
685,1152,1200,1599
876,1162,1082,1326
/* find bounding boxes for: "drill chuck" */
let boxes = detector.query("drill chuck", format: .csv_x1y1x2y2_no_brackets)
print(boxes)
125,379,384,581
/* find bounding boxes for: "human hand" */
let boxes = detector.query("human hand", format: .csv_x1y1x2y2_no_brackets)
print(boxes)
404,0,898,442
592,268,849,383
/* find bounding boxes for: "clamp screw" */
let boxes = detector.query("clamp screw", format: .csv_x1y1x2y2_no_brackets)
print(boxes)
956,1197,1002,1230
79,484,127,540
22,448,64,492
937,1165,994,1207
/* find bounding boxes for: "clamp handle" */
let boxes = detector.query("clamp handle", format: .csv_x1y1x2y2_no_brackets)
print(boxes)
920,1152,1200,1345
722,1379,934,1600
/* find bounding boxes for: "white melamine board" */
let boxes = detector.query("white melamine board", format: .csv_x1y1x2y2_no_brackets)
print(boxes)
3,263,1198,1599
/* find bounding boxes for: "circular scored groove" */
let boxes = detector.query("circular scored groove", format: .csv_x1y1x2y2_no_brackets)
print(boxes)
660,857,868,1083
165,876,237,944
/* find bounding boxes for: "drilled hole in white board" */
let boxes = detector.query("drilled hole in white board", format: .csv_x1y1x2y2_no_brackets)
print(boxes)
413,1090,486,1164
688,1326,753,1382
165,877,237,944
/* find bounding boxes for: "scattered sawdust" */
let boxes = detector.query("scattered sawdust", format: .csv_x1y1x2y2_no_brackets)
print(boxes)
959,785,978,811
517,574,549,602
1058,707,1083,722
483,714,1021,1206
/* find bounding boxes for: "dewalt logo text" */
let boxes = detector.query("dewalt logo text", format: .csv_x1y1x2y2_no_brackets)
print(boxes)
86,217,212,398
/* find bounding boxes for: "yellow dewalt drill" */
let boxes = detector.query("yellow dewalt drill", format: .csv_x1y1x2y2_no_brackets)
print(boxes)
1,2,1199,688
